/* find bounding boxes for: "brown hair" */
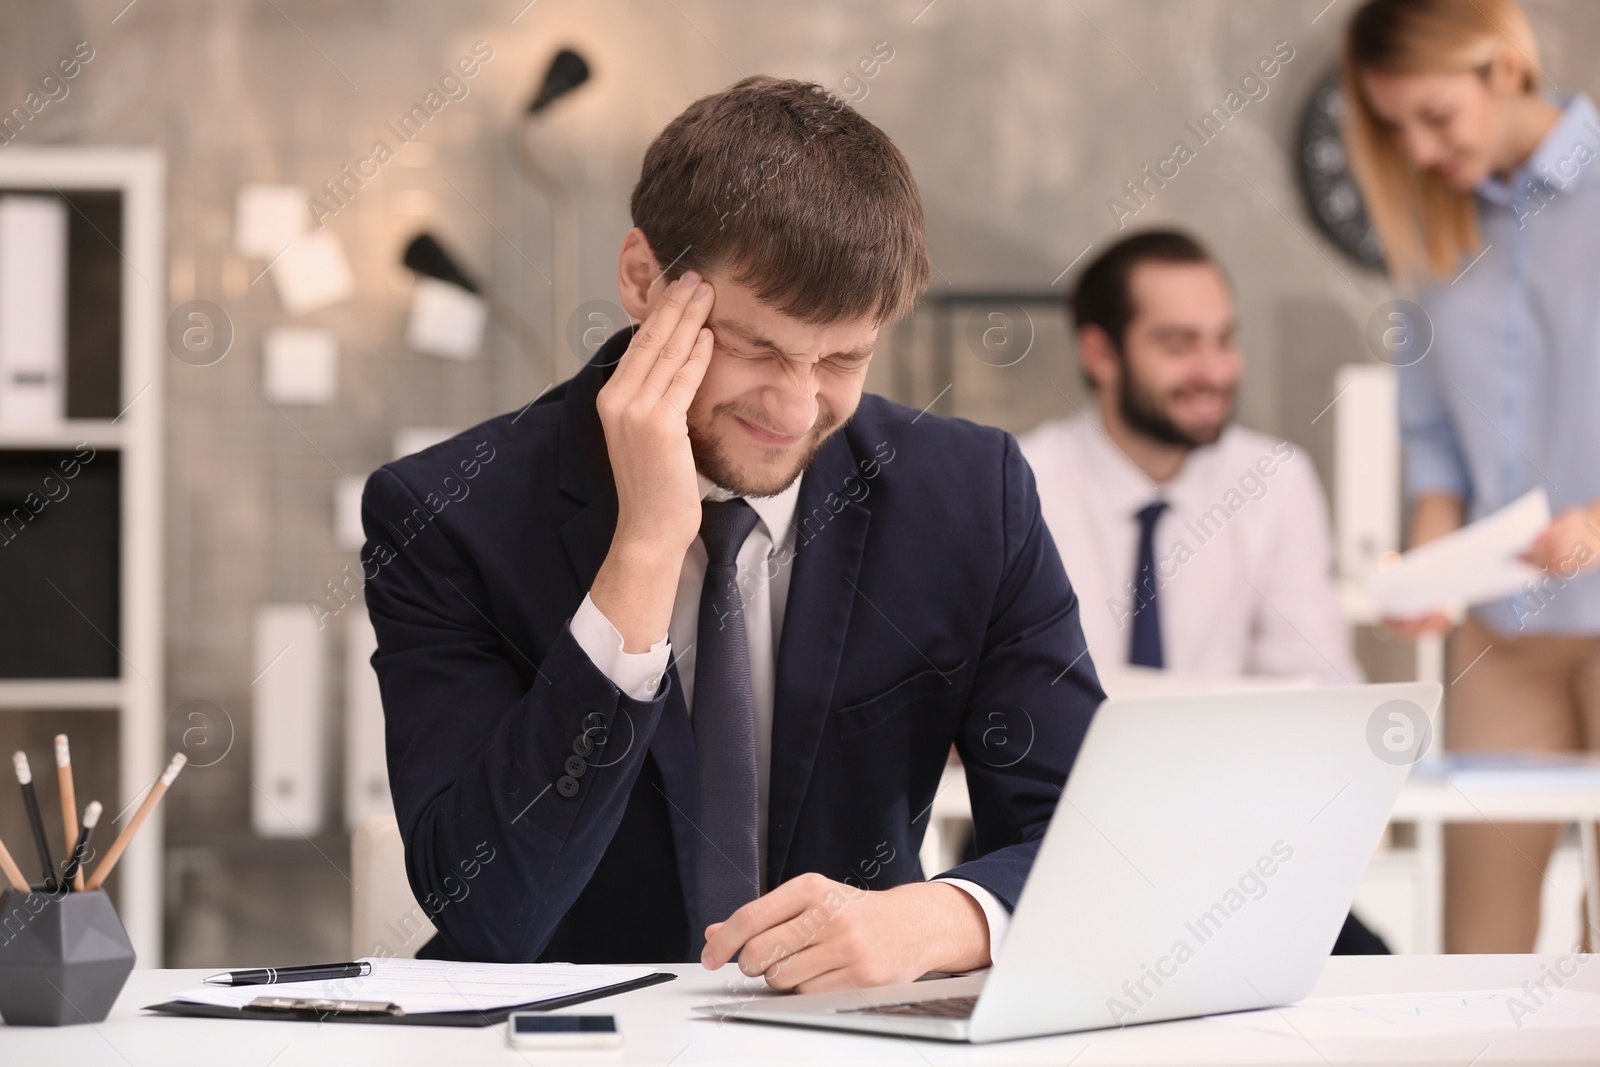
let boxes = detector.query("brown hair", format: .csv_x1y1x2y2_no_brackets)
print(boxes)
1341,0,1542,282
1069,229,1223,389
1070,229,1218,354
630,76,929,326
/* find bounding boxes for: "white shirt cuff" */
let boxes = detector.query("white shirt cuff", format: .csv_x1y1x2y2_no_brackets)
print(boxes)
936,877,1012,961
569,594,670,701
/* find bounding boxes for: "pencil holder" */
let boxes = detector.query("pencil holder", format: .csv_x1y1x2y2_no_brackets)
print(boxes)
0,886,136,1025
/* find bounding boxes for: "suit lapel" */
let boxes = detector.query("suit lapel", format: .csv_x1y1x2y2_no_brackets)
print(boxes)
557,497,615,594
554,327,700,920
765,432,871,883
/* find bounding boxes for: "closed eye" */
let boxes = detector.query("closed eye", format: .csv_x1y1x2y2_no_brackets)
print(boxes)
711,333,777,361
823,350,874,372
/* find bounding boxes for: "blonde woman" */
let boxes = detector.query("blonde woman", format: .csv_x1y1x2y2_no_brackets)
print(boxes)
1342,0,1600,953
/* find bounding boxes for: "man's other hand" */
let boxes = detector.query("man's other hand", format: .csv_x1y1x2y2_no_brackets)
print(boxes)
700,873,991,993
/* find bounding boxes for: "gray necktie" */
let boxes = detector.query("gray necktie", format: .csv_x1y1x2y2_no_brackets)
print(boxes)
693,498,763,944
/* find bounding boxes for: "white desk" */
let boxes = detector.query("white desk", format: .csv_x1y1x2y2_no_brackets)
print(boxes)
5,956,1598,1065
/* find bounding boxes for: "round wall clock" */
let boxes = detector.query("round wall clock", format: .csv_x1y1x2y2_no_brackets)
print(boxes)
1296,68,1385,269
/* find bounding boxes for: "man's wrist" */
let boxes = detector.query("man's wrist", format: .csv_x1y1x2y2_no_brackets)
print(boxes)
591,538,685,654
606,529,690,572
889,880,991,973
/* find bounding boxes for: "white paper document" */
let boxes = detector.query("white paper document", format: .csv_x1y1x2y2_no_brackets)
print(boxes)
262,327,339,404
271,230,355,315
234,184,310,259
407,276,488,361
1365,488,1550,616
1215,988,1600,1040
174,957,659,1015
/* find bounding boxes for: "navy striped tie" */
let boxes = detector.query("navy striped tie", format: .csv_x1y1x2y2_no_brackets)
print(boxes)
1129,500,1168,668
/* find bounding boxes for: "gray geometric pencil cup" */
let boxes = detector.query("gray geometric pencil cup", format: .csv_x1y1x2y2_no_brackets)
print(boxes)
0,887,136,1025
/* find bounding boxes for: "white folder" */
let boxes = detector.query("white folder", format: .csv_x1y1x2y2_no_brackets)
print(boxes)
252,604,328,837
0,196,68,425
345,608,393,830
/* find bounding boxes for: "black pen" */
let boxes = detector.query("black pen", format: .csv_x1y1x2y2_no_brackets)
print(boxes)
13,752,56,892
203,961,373,986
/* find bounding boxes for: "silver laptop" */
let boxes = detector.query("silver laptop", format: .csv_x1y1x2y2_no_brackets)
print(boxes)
697,681,1440,1043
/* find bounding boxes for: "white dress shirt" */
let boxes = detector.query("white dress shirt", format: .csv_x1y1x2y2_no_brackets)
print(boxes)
568,473,1011,953
1018,414,1359,685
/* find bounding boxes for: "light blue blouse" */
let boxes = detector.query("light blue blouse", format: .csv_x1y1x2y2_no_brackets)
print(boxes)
1404,92,1600,635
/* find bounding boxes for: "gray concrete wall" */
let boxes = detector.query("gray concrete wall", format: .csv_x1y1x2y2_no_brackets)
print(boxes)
1,0,1594,965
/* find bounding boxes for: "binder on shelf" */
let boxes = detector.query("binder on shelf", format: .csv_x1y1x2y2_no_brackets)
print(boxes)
252,605,328,837
344,609,391,830
0,196,68,426
1333,364,1399,584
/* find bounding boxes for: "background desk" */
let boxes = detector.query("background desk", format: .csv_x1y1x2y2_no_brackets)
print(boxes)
5,956,1598,1065
924,757,1600,956
1393,762,1600,955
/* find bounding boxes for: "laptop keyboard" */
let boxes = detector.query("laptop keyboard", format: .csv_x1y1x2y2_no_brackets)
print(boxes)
839,995,978,1019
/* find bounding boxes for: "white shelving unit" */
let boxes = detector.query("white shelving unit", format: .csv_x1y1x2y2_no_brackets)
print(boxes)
0,148,165,963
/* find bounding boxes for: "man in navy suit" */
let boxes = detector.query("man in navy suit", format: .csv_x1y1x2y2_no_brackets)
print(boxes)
362,76,1102,992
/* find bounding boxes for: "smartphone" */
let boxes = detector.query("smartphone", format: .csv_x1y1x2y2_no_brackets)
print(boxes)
506,1013,622,1049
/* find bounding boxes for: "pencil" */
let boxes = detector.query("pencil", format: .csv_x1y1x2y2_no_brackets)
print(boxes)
56,735,84,890
60,800,101,890
86,753,186,892
0,831,28,892
13,751,56,892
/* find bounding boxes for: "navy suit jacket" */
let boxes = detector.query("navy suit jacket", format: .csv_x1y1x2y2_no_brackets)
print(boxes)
361,326,1104,964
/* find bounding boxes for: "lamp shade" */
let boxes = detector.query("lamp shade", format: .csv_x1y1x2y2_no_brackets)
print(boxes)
528,49,589,114
402,232,479,293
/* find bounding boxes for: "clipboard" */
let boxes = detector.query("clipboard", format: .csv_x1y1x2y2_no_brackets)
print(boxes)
141,970,675,1027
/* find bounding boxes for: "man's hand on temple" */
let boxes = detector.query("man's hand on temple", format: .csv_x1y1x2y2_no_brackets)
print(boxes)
700,873,991,993
589,270,716,653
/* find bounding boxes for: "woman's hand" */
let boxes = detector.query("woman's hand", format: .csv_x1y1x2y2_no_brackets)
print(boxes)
1381,493,1465,639
1521,503,1600,575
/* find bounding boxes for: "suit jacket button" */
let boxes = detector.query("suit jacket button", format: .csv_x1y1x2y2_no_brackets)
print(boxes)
573,734,595,757
564,755,587,778
557,775,580,797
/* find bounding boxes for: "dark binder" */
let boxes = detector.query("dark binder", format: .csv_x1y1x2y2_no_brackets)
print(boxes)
141,970,675,1027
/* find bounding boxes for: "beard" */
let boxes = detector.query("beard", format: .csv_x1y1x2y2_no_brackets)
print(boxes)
1117,368,1232,449
689,401,841,498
